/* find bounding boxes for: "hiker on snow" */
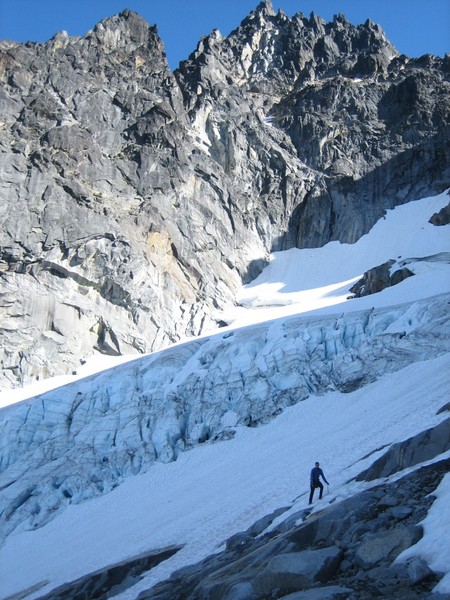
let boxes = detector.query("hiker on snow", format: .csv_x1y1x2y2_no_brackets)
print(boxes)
309,461,329,504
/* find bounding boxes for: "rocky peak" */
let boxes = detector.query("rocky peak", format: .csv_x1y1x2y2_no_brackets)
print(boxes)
0,4,448,389
333,13,348,25
87,9,162,56
308,11,326,33
177,4,399,106
241,0,277,25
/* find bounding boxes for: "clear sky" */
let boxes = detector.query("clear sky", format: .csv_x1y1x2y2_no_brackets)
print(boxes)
0,0,449,70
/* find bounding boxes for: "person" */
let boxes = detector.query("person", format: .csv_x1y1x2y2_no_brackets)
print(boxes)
309,461,329,504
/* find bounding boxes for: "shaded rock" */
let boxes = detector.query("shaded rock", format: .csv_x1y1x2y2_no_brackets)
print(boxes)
349,259,414,298
377,494,399,508
279,586,354,599
390,266,415,286
221,581,257,600
350,259,395,297
226,506,289,551
287,490,381,549
389,506,414,521
137,459,450,600
226,532,252,552
255,547,343,596
246,506,290,537
407,557,435,584
437,402,450,415
356,418,450,481
355,525,423,568
429,201,450,226
35,545,181,600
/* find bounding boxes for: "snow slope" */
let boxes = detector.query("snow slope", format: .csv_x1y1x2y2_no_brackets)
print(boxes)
229,189,450,324
0,191,449,599
1,357,449,600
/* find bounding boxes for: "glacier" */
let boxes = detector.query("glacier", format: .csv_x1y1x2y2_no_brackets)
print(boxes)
0,190,449,599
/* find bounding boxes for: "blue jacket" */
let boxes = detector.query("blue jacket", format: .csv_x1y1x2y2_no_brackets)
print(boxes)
310,466,329,486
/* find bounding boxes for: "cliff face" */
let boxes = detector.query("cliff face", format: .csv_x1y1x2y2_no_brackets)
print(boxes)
0,2,449,388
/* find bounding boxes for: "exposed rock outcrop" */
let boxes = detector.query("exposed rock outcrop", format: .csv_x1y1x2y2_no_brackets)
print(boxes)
25,459,449,599
429,201,450,226
355,417,450,481
34,545,181,600
134,458,450,599
1,2,449,388
349,259,414,297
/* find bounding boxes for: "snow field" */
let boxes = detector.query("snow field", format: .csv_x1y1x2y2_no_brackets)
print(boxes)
231,190,450,324
0,354,449,599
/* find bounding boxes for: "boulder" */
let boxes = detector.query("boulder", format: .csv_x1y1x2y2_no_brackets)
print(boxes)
406,557,435,584
389,506,413,521
221,581,257,600
279,586,354,599
355,526,423,568
349,259,414,298
255,547,343,596
429,201,450,226
376,494,399,508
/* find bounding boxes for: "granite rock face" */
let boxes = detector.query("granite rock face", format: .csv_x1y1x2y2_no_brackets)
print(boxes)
1,2,449,388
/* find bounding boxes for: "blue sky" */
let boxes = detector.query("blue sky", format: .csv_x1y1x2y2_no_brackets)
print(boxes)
0,0,448,70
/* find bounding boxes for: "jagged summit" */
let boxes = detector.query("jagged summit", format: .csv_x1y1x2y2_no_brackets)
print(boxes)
72,8,168,65
0,4,448,389
178,3,399,99
246,0,277,20
91,9,160,48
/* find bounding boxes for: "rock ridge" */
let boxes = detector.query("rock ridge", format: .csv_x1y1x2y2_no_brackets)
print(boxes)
0,5,449,387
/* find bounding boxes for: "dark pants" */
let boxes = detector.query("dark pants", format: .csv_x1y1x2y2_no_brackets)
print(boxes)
309,481,323,504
